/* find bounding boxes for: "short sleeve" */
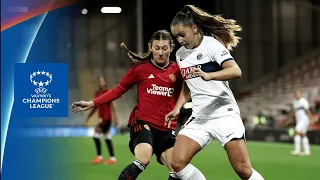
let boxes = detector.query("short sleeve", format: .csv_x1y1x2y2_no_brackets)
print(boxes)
175,49,182,67
208,41,234,66
302,99,310,110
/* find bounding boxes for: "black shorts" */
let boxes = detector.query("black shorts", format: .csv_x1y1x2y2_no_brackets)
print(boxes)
97,120,111,134
129,120,176,165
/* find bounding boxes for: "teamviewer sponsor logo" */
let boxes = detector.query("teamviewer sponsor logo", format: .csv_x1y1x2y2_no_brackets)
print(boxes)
146,84,174,97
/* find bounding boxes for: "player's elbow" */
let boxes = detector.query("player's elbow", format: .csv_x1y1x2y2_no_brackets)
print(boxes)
232,67,242,79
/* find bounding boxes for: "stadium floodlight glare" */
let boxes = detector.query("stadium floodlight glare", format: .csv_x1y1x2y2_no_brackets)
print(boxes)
101,7,122,13
81,8,88,15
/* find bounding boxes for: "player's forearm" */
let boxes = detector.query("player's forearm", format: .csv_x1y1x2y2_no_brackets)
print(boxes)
111,102,117,114
111,102,119,120
87,107,96,119
287,111,295,123
175,82,191,110
93,85,126,107
207,66,242,81
306,109,313,121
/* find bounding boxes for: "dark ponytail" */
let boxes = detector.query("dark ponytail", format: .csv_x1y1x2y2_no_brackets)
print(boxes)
121,30,174,64
171,5,242,51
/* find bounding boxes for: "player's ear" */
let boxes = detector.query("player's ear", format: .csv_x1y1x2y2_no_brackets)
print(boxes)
192,24,198,34
148,42,152,52
170,43,174,52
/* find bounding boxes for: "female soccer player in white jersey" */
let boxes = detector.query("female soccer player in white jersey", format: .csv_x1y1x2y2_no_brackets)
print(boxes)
287,90,313,156
165,5,264,180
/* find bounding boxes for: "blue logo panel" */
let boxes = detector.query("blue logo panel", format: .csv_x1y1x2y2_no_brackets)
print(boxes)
14,63,68,117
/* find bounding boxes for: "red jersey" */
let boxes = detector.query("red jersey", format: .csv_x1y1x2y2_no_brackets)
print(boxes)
93,60,182,131
95,89,112,122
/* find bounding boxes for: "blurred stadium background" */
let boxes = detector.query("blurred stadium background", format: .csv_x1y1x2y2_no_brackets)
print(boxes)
24,0,320,179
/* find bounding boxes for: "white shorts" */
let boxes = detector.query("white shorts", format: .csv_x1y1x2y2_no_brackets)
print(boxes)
178,114,245,148
295,120,309,134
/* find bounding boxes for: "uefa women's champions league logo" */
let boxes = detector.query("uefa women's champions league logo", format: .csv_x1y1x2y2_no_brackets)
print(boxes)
30,71,52,94
14,63,68,116
22,70,60,109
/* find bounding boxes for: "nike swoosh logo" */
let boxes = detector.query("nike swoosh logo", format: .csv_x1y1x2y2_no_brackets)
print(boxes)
226,133,234,138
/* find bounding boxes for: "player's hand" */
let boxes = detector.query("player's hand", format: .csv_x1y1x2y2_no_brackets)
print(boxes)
283,119,292,127
192,68,212,81
165,108,180,128
113,117,119,127
71,100,94,113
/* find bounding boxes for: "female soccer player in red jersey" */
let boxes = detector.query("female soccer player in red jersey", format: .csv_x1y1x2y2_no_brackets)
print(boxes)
71,30,187,180
84,76,119,165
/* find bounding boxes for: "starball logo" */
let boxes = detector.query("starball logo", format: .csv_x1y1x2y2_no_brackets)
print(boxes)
22,70,60,108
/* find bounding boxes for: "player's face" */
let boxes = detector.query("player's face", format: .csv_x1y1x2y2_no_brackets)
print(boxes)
171,24,199,49
99,77,106,88
150,40,172,66
295,91,301,99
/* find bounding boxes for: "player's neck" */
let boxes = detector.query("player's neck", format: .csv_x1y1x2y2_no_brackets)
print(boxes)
193,34,203,49
100,86,107,90
151,59,170,70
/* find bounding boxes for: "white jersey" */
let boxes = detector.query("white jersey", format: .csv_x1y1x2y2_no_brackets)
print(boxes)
176,36,240,119
293,98,310,122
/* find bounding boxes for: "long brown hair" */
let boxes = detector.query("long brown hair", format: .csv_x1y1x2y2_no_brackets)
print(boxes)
121,30,174,64
171,5,242,51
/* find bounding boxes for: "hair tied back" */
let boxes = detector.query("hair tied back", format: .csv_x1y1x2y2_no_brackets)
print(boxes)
181,5,190,13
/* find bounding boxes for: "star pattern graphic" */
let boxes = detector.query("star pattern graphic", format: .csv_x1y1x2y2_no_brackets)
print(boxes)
30,70,52,87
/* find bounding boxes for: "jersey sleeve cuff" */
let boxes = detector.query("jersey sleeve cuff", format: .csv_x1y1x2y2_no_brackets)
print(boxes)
220,58,234,66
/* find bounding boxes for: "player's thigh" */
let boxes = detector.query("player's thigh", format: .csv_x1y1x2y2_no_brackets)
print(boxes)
129,121,154,164
209,114,246,146
295,121,309,136
171,134,202,169
173,117,212,165
160,147,174,171
151,128,176,168
225,139,252,176
95,124,103,133
101,120,111,135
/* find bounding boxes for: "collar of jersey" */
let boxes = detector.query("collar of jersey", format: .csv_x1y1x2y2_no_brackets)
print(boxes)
150,59,171,70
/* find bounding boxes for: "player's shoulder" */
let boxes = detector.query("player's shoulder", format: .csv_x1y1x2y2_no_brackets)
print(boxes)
203,36,222,48
169,61,180,70
301,98,308,103
170,61,178,66
95,89,104,96
130,60,151,70
176,46,187,56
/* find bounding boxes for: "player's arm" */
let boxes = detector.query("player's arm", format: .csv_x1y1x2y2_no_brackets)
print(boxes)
165,81,190,127
192,42,241,81
207,60,241,81
306,109,313,124
111,101,119,126
91,68,138,107
303,99,313,123
85,107,97,123
285,110,295,126
71,68,138,113
174,80,191,111
192,59,242,81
